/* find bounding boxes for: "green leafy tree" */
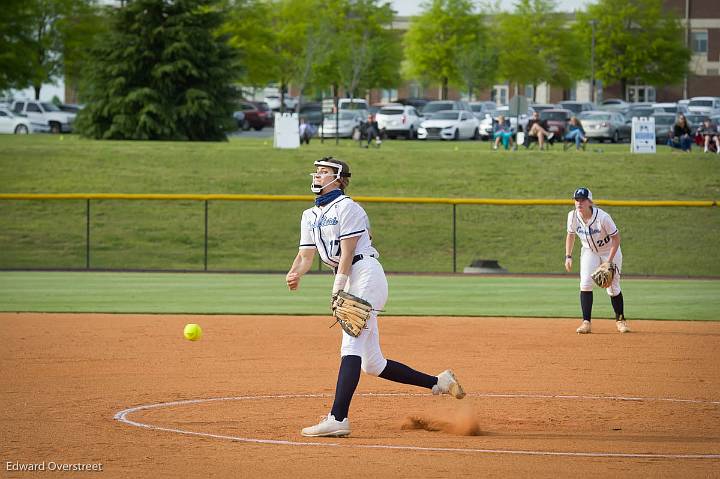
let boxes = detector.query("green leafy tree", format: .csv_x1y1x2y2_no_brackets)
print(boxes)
576,0,690,98
496,0,586,98
404,0,486,99
77,0,240,140
455,13,497,99
0,0,36,93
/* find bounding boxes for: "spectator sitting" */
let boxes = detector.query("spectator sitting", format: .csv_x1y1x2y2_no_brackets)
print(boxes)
696,117,719,154
299,117,314,145
526,111,554,150
493,115,515,150
564,116,588,150
667,114,692,152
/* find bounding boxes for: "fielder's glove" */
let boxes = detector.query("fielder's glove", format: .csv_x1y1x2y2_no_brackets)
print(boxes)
332,291,373,337
591,262,617,288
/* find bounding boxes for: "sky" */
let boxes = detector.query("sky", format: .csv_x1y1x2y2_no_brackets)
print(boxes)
390,0,594,15
14,0,595,102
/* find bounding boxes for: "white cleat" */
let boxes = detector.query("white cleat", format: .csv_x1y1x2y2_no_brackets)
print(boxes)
616,320,630,333
301,414,351,437
576,320,592,334
433,369,466,399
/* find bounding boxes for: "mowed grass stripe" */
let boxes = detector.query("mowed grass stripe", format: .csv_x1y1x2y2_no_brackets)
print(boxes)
0,272,717,320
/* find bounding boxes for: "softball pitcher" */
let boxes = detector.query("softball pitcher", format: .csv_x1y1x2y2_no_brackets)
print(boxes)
565,187,630,334
286,157,465,438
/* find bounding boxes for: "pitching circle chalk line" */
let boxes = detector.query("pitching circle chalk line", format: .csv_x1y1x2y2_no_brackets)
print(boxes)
114,392,720,460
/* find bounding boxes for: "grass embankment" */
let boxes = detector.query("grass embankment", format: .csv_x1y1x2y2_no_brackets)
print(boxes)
0,135,718,275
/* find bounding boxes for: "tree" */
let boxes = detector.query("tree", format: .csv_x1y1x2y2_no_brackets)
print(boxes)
454,13,497,99
76,0,240,141
496,0,586,98
576,0,690,99
0,0,36,93
404,0,487,99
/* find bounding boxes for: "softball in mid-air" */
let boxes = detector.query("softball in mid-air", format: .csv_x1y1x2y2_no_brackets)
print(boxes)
183,323,203,341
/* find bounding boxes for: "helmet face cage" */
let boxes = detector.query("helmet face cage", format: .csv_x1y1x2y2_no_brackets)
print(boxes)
310,157,350,194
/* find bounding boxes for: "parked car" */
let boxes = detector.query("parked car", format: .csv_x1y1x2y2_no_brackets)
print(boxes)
235,100,273,130
494,105,533,132
11,99,75,133
263,94,297,111
468,101,497,119
298,102,323,126
375,104,423,139
599,98,630,112
58,103,84,113
338,98,368,111
0,107,33,134
420,100,471,119
417,110,480,140
320,109,368,138
651,102,689,116
395,97,430,111
624,104,656,122
529,103,557,113
559,101,594,115
578,111,629,143
687,96,720,116
539,109,572,137
685,113,709,129
651,113,676,144
478,110,498,139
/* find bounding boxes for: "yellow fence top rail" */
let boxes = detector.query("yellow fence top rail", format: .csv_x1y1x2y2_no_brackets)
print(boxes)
0,193,715,207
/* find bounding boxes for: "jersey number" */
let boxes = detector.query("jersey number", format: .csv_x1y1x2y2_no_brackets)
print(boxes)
596,235,611,247
328,239,341,257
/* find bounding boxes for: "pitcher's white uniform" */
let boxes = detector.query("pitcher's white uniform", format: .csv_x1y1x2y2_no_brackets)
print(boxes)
299,195,388,376
567,207,623,296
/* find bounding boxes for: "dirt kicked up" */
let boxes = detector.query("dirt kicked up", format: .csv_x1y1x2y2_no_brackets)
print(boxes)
2,313,719,478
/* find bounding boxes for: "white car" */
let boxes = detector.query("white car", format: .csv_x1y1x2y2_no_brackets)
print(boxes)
417,110,480,140
0,107,33,134
320,109,368,138
494,105,532,132
11,100,75,133
651,102,689,115
338,98,369,111
375,105,422,139
687,97,720,116
263,95,298,111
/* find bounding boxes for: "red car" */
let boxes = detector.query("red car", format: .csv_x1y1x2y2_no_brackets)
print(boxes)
539,109,572,137
235,101,274,131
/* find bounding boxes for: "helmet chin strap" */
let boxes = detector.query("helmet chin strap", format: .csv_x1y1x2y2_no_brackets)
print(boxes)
311,176,339,194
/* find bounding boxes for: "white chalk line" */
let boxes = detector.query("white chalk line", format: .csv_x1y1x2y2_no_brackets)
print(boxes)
114,392,720,460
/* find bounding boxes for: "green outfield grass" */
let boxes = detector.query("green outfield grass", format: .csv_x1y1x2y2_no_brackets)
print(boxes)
0,271,717,320
0,135,718,275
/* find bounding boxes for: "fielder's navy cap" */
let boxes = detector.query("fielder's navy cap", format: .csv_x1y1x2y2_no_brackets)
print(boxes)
573,187,592,200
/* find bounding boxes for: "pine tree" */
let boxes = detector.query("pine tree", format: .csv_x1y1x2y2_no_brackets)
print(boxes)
77,0,240,141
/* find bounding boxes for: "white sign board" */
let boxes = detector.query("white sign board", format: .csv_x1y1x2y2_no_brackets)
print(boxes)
273,113,300,149
631,117,656,154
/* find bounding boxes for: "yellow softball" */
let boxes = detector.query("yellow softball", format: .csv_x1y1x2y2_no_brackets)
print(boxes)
183,323,203,341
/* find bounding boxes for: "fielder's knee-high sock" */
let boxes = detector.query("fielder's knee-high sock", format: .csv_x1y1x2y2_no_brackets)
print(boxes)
580,291,593,322
379,359,437,390
611,292,624,319
330,355,361,422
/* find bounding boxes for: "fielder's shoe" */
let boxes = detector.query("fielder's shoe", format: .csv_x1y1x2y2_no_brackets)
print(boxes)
433,370,466,399
576,320,592,334
301,414,351,437
547,132,554,141
616,317,630,333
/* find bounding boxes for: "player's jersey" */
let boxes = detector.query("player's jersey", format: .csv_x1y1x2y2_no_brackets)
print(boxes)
566,207,618,254
299,194,379,268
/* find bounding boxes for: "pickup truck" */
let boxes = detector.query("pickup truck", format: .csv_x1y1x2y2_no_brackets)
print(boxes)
11,100,76,133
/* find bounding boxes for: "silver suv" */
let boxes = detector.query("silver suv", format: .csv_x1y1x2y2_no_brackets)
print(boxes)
12,100,75,133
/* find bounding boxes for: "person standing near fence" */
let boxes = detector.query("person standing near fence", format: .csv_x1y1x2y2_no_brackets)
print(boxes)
564,187,630,334
285,156,465,437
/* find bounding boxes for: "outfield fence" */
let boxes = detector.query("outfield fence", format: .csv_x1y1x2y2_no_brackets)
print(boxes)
0,194,717,275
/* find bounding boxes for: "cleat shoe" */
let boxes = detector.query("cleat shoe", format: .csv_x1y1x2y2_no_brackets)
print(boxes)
576,320,592,334
547,132,554,141
433,369,466,399
301,414,351,437
616,319,630,333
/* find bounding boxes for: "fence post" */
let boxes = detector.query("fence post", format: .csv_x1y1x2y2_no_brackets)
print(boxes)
452,203,457,273
85,199,90,269
204,200,209,272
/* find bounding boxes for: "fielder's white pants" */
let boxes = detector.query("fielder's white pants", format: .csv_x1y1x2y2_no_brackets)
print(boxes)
580,246,623,296
339,256,388,376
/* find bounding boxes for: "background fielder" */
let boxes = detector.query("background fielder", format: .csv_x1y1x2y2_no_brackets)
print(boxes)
565,187,630,334
286,157,465,438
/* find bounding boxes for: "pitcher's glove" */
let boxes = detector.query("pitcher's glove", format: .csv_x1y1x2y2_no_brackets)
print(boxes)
591,262,616,288
332,291,373,337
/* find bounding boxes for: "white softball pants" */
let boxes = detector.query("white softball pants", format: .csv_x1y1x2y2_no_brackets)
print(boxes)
580,246,623,296
339,256,388,376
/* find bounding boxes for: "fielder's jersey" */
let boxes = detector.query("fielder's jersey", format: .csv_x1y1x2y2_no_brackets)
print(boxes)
299,195,379,268
566,207,619,254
